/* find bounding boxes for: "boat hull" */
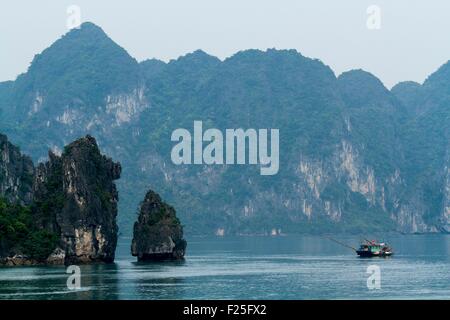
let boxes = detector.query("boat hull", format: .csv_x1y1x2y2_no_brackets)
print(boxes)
356,250,393,258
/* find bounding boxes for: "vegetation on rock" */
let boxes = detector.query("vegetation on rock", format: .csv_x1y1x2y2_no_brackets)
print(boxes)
0,198,58,260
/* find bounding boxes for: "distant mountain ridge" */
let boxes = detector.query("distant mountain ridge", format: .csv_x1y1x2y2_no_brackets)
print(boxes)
1,22,448,235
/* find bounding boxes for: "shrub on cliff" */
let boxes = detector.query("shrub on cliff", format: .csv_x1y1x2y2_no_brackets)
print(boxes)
0,198,58,260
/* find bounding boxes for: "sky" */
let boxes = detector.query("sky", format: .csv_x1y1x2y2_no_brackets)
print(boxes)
1,0,449,88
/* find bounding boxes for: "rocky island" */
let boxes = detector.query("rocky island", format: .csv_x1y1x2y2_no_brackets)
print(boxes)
131,190,187,261
0,134,121,266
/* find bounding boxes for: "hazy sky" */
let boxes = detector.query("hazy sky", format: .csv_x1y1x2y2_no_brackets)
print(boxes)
1,0,449,88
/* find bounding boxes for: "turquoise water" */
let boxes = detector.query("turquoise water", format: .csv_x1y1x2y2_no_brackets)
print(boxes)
0,234,449,300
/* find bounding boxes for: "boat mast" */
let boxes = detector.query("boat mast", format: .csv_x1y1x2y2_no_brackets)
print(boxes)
324,236,357,252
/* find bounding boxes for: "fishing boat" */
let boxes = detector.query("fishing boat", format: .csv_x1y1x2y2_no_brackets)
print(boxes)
356,240,393,257
326,237,394,258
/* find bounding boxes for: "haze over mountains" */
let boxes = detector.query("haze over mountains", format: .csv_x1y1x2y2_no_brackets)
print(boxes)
0,22,448,235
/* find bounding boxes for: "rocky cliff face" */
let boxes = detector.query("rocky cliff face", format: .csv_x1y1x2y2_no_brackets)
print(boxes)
131,190,186,261
442,156,450,232
0,134,121,265
33,135,121,264
0,134,34,205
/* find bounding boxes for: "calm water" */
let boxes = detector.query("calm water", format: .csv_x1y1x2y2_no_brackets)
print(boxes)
0,234,449,300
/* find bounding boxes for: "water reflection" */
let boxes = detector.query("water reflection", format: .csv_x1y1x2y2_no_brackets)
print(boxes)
0,263,121,300
71,263,120,300
117,260,186,299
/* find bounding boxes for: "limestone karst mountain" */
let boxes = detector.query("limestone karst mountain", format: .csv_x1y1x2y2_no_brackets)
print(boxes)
0,22,448,235
0,135,121,265
131,190,186,261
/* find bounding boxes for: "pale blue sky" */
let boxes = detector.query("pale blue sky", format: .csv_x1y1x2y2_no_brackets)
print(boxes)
1,0,449,88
